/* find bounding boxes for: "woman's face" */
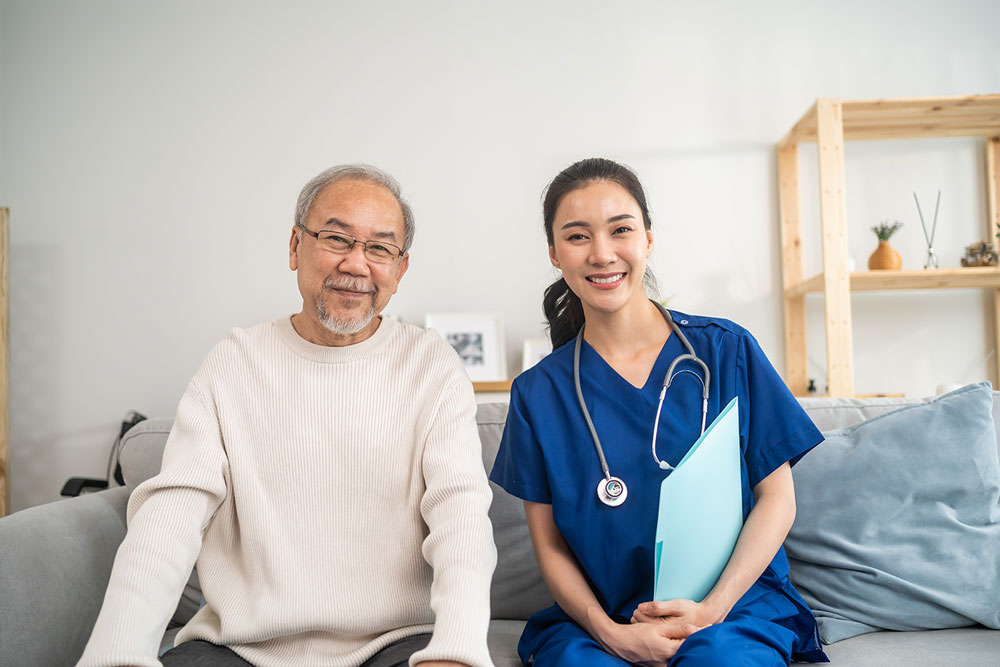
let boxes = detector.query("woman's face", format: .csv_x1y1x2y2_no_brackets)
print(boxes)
548,179,653,317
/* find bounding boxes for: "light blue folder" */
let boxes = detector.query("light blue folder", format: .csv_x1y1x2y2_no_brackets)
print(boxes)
654,396,742,602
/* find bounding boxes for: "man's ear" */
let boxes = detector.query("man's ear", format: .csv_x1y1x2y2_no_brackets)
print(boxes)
390,254,410,295
289,227,300,270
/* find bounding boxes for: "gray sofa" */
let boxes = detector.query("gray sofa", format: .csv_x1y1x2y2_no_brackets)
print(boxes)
2,394,999,666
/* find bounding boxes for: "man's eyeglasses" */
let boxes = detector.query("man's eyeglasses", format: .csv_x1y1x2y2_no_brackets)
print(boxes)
296,224,405,263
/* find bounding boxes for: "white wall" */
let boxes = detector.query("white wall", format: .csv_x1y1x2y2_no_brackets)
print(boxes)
1,0,998,511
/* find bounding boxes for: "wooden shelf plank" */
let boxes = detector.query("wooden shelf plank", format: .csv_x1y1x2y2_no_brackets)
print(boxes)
785,268,1000,298
842,95,1000,118
787,124,1000,143
785,273,825,298
780,95,1000,145
844,125,1000,141
850,267,1000,290
473,380,512,393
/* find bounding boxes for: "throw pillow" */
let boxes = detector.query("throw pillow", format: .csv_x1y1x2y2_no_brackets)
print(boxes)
785,382,1000,643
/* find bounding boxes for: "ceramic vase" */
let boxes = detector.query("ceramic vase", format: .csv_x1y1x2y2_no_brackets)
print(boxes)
868,240,902,270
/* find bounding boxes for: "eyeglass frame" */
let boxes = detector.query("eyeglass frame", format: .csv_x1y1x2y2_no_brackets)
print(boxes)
295,222,406,262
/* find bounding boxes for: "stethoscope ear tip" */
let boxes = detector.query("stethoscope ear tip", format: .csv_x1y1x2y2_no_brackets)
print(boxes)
658,461,674,471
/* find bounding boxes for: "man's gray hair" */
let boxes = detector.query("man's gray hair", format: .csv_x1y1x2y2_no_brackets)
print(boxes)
294,164,415,252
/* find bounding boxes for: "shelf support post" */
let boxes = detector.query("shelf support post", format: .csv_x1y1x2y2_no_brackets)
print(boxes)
987,137,1000,386
0,208,8,516
815,99,855,397
778,144,808,395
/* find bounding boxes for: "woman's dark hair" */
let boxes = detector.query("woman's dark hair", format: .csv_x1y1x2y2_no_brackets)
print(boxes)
542,157,655,349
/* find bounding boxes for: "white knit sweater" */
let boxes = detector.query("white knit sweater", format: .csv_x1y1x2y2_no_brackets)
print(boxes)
78,316,497,667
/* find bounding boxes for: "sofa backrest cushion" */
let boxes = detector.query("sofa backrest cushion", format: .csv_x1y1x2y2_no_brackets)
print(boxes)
120,388,1000,631
119,418,173,494
799,390,1000,461
476,402,555,619
117,404,554,623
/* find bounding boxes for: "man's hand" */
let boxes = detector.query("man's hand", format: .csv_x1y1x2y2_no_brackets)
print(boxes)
631,598,719,630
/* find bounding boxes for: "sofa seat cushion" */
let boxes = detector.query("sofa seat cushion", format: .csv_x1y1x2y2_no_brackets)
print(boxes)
822,626,1000,666
786,383,1000,643
487,619,527,667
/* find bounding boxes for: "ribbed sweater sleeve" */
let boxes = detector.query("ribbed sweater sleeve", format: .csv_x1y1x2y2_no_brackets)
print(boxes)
410,376,497,667
78,380,229,667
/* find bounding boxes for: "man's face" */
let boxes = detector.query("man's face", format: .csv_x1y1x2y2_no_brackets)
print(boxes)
289,179,409,345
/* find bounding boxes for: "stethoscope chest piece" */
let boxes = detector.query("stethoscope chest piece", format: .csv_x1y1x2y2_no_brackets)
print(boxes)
597,476,628,507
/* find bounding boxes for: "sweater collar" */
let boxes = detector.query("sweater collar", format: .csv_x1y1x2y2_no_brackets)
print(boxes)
275,314,397,363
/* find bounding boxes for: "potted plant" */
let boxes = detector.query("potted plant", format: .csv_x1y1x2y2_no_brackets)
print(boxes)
869,220,903,270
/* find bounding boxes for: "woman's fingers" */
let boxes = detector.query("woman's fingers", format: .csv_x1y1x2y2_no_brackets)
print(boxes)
637,599,692,617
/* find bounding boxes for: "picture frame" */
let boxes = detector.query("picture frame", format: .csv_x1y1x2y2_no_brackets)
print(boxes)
425,312,507,382
521,337,552,373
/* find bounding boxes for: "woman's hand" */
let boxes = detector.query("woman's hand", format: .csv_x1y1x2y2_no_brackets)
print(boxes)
631,598,721,629
600,619,698,667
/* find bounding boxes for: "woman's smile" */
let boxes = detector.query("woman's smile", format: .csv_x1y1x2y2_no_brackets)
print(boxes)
586,272,627,289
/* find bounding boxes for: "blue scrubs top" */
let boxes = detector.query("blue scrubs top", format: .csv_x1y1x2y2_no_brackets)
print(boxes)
490,311,828,663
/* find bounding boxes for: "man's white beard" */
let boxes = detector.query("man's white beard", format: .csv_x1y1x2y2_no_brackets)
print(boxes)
317,279,377,336
318,300,376,335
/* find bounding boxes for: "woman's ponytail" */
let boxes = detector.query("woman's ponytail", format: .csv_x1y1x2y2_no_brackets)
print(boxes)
543,277,585,350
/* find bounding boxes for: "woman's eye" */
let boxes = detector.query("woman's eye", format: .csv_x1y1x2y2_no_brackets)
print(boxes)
566,233,588,241
612,225,633,235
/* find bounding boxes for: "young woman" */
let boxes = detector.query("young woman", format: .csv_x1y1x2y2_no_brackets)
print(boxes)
490,158,828,666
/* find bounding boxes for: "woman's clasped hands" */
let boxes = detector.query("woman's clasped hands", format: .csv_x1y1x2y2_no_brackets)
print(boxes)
633,597,722,629
603,598,719,666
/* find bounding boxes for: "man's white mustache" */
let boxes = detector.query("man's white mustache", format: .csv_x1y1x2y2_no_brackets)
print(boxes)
323,278,375,294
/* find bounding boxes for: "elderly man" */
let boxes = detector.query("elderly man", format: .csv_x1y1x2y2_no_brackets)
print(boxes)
78,165,497,667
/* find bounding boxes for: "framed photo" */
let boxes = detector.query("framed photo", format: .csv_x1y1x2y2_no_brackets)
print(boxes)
425,312,507,382
521,337,552,372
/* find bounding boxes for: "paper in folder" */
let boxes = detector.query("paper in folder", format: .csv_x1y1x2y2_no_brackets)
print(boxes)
654,396,742,602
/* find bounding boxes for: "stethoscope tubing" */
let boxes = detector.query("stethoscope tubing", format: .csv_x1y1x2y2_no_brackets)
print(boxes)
574,301,711,505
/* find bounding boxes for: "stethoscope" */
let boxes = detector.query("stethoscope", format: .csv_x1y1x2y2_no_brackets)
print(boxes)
574,301,711,507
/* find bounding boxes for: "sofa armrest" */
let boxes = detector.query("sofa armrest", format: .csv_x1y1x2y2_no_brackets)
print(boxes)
0,486,130,667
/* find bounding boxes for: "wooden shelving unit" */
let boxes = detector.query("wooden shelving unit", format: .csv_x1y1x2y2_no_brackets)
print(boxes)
777,95,1000,397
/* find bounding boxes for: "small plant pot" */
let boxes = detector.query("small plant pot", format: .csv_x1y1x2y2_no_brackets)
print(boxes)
868,240,902,270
